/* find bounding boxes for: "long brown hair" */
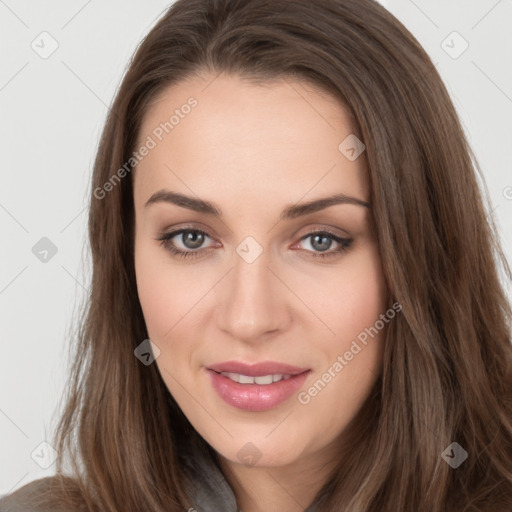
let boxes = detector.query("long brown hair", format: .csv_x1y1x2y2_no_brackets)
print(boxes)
14,0,512,510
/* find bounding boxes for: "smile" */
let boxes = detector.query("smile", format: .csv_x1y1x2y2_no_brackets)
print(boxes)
206,361,310,411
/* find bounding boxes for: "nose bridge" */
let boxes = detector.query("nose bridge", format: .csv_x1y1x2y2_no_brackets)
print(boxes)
215,241,289,341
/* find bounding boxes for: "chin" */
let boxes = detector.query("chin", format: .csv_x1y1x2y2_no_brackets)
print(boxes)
215,435,309,468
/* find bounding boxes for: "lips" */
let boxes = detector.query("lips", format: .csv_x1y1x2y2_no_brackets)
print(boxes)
206,361,310,412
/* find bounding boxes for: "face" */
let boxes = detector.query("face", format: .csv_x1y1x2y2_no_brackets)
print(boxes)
133,73,388,469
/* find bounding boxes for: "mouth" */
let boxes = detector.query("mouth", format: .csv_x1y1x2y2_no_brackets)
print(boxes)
206,361,311,411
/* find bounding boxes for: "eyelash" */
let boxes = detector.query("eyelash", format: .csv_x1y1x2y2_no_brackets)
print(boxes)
156,227,353,261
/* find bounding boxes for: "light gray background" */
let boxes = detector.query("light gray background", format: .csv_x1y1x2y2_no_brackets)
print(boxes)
1,0,511,496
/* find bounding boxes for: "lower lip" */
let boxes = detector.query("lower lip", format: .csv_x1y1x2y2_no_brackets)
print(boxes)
207,369,310,412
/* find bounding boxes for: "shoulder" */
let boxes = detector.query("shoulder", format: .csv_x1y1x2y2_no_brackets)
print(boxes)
0,475,87,512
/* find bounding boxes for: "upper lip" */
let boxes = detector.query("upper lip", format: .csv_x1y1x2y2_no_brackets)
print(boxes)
207,361,310,377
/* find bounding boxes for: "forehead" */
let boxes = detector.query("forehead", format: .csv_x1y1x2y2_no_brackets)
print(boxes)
133,73,368,211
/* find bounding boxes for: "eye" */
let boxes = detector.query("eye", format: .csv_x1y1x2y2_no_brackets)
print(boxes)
156,228,217,260
295,230,353,259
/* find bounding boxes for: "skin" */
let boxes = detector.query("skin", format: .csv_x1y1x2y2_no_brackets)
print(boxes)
133,72,388,512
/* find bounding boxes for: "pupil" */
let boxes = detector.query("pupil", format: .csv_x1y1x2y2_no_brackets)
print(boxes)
312,234,331,252
183,231,204,249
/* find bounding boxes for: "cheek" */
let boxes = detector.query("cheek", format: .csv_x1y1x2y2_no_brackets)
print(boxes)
317,244,388,346
299,244,387,408
301,245,387,421
134,241,208,381
135,241,179,341
134,247,195,400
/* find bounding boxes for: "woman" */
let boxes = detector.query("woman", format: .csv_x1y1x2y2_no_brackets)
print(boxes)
2,0,511,510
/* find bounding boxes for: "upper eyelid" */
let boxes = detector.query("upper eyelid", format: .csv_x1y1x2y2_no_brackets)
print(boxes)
160,221,351,238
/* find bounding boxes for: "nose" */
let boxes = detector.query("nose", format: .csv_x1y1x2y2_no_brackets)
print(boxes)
214,246,291,344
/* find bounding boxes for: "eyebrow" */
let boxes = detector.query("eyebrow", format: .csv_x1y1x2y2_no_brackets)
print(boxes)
144,189,370,220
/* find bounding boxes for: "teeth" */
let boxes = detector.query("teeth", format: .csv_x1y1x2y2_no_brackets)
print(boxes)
222,372,240,383
255,375,273,385
220,372,290,385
